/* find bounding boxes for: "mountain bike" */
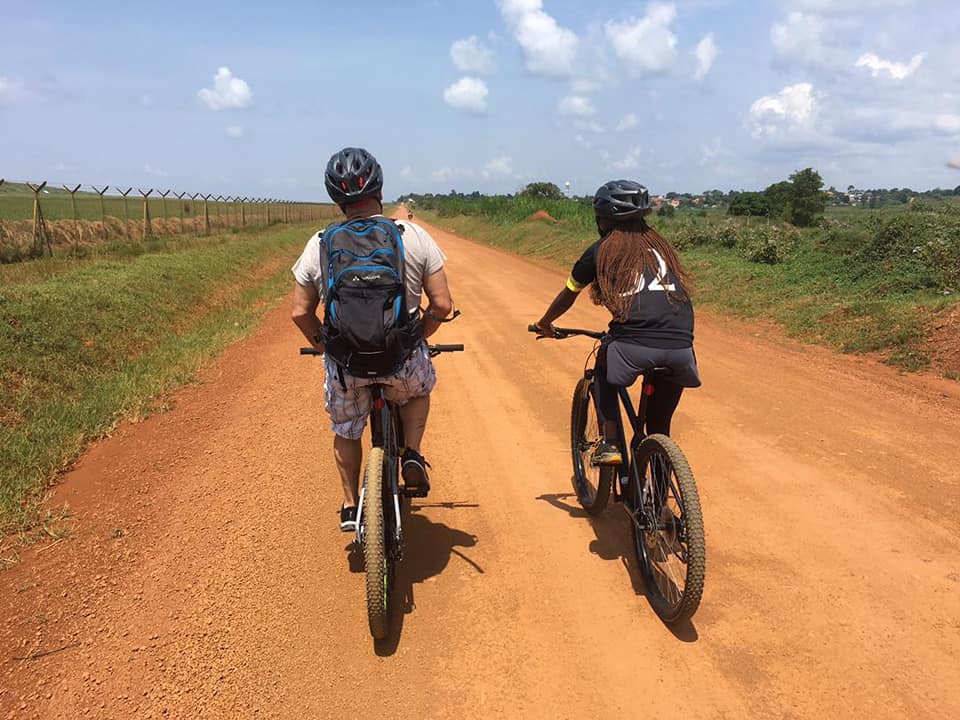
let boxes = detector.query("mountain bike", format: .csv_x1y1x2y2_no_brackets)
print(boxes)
529,325,705,625
301,343,464,639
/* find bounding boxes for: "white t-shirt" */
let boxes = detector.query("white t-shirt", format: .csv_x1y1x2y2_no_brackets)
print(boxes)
291,217,446,313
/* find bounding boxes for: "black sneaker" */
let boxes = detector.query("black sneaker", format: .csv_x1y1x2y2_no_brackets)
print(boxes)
340,505,357,533
401,449,431,498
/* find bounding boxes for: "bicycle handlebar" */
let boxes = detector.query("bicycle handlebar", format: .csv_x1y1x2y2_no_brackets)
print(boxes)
299,344,464,356
527,324,605,340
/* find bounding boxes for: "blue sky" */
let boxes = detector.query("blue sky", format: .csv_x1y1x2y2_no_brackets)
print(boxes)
1,0,959,200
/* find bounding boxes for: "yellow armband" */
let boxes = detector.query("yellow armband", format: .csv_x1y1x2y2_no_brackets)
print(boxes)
566,275,586,293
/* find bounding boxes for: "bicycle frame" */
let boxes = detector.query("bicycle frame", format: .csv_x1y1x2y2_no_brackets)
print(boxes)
355,385,404,561
587,367,653,503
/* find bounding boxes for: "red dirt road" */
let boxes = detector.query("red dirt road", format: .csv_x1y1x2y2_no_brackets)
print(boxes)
2,215,959,718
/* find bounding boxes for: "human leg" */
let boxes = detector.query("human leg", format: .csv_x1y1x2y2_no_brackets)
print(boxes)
645,378,683,436
333,434,363,507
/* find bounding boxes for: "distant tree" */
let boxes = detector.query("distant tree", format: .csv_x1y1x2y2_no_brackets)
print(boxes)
521,182,564,200
788,168,826,227
764,181,793,220
954,185,960,196
728,192,769,217
657,203,676,218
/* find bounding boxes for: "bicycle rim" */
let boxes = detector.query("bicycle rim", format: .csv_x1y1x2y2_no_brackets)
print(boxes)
570,377,611,514
629,434,705,624
362,446,389,640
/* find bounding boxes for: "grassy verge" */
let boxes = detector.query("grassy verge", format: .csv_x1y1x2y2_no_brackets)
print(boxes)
420,209,959,376
0,224,313,535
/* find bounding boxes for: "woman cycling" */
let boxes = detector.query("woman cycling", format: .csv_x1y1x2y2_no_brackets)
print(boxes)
534,179,701,466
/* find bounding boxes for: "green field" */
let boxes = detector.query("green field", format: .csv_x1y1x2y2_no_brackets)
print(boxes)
415,196,960,377
0,223,315,541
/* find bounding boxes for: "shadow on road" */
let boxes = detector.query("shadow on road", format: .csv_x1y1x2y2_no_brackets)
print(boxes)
536,490,699,643
373,500,481,656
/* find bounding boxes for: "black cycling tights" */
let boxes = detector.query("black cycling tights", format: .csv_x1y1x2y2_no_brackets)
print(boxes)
595,351,684,438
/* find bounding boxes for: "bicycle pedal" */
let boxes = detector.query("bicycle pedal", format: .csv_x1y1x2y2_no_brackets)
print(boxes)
403,485,429,499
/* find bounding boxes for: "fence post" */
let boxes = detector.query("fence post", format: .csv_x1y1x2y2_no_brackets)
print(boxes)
159,190,171,233
202,194,211,235
215,195,224,230
63,184,83,249
117,187,133,238
91,185,110,239
190,193,201,235
138,188,154,238
175,192,187,234
240,197,247,228
26,182,53,256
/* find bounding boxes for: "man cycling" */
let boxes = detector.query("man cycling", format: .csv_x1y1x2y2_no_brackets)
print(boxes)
291,147,454,532
535,180,701,465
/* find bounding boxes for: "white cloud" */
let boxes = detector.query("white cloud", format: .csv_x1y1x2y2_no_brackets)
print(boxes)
693,33,719,80
855,52,925,81
497,0,579,77
616,113,638,132
443,77,489,113
198,67,252,110
750,82,819,138
558,94,595,116
771,12,832,66
604,3,678,75
609,146,644,171
483,155,513,178
451,36,496,75
226,125,244,138
0,75,25,103
948,157,960,170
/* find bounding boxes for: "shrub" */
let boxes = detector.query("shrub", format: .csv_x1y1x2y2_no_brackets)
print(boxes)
737,223,798,264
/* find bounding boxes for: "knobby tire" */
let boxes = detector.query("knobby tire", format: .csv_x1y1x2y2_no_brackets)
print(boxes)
570,377,612,515
362,446,389,640
630,434,705,625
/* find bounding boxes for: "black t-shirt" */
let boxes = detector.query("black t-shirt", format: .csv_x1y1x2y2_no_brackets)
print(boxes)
568,240,694,349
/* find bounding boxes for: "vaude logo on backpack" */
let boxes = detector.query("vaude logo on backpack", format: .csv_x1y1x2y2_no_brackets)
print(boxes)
318,217,421,378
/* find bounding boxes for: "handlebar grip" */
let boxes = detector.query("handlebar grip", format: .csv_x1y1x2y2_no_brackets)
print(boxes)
299,347,322,355
430,344,464,352
528,324,539,333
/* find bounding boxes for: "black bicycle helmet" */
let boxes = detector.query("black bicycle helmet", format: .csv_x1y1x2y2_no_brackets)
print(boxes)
324,147,384,206
593,179,651,221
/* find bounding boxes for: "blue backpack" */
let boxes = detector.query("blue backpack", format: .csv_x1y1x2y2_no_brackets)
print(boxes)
318,217,421,377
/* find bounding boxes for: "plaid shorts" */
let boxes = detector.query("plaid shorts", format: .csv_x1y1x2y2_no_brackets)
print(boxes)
323,342,437,440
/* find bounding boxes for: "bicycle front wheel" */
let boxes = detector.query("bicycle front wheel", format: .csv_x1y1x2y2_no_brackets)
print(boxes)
362,446,389,640
628,434,705,625
570,377,612,515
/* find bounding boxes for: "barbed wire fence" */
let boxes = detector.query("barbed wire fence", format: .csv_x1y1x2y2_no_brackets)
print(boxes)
0,177,338,263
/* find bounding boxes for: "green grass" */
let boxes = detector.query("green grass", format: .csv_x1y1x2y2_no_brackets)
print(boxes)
0,223,313,534
419,203,959,376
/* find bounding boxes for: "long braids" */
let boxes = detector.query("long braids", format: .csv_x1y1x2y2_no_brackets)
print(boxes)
591,219,690,321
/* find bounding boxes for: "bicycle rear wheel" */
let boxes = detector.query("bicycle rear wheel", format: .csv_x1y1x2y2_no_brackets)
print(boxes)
362,447,389,640
628,434,705,624
570,377,612,515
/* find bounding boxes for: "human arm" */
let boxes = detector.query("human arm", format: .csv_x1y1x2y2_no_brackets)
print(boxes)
535,286,580,335
421,267,454,339
291,281,324,352
535,241,597,335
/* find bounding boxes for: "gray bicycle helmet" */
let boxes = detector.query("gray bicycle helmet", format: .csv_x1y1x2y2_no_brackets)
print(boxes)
593,179,651,221
325,147,384,206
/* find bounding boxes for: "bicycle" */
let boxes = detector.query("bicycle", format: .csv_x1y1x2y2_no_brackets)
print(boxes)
529,325,705,625
300,343,464,639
